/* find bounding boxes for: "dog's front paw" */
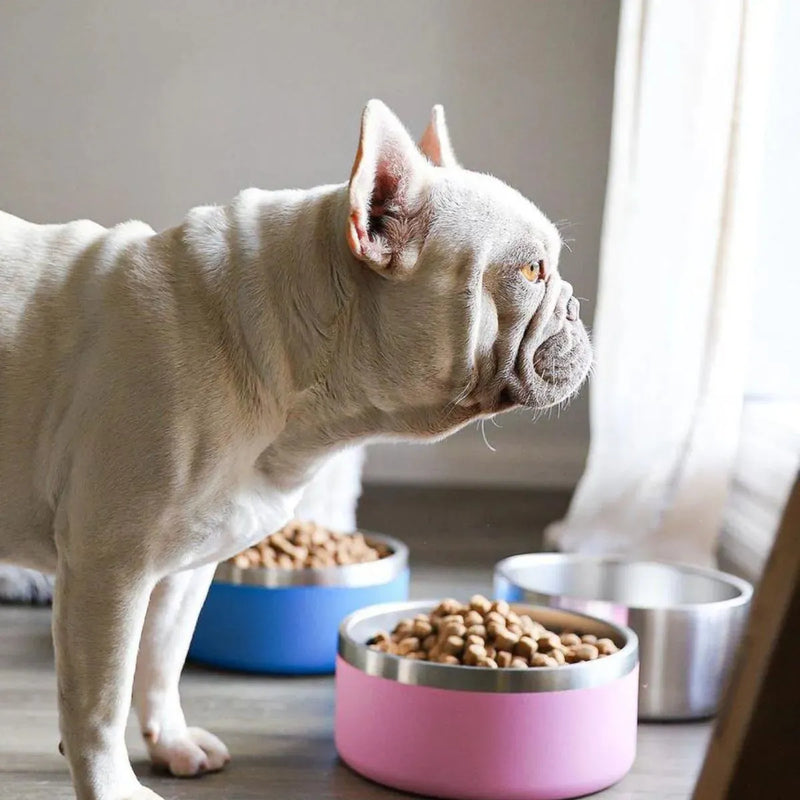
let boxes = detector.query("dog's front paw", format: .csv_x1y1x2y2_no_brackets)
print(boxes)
147,726,230,777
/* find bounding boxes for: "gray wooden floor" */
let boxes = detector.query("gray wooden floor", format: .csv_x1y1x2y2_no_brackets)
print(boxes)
0,487,712,800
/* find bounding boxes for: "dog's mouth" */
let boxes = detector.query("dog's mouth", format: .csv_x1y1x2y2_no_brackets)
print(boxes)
510,296,593,409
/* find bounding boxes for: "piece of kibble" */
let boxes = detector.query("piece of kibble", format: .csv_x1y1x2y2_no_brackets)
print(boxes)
486,620,505,638
413,619,433,639
496,651,513,668
467,624,487,639
464,644,487,665
519,614,535,630
442,621,467,639
310,528,328,546
531,653,558,667
596,638,619,655
435,599,462,617
513,636,538,659
510,657,529,669
477,656,499,668
397,637,421,656
570,643,600,661
581,634,598,644
494,629,520,652
442,635,465,655
464,610,484,627
550,648,566,665
530,623,548,639
469,594,492,614
536,633,562,652
560,632,582,647
485,611,506,628
466,633,485,647
490,599,511,617
436,654,460,665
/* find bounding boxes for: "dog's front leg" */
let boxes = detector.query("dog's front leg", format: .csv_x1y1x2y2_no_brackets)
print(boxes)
53,558,162,800
132,563,230,777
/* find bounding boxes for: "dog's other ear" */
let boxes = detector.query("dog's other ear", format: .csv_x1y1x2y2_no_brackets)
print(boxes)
418,105,459,168
347,99,429,277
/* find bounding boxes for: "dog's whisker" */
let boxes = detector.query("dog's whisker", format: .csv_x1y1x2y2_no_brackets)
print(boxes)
479,418,497,453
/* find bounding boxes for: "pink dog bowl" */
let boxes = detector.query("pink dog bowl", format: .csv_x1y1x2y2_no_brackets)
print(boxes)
335,600,639,800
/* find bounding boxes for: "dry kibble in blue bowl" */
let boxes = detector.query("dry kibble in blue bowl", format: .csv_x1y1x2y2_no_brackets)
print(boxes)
230,523,389,570
190,521,409,674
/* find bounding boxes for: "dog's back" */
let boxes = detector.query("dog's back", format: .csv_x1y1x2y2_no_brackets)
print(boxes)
0,211,106,314
0,212,109,566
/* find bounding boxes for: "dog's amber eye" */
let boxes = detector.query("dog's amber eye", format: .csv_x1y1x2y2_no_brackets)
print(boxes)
520,259,546,282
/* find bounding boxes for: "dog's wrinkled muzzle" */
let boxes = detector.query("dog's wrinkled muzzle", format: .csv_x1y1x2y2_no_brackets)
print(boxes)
513,281,593,408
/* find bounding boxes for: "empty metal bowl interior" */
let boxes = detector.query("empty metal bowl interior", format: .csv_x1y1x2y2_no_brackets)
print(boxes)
493,554,753,719
338,599,638,693
494,553,751,609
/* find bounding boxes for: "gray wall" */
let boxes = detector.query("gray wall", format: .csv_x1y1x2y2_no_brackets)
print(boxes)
0,0,619,487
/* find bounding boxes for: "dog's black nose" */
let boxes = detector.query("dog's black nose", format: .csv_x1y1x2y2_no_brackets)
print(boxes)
566,296,580,321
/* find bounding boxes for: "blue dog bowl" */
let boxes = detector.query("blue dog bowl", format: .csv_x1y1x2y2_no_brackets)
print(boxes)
189,532,409,674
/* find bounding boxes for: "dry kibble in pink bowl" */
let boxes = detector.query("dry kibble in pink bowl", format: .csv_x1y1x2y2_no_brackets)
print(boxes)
366,595,619,669
336,599,639,800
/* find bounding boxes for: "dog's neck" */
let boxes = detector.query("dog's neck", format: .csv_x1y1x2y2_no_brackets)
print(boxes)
230,184,356,391
176,184,379,487
174,183,472,491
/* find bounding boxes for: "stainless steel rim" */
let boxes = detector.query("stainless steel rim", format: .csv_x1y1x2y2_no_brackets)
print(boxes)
338,599,638,693
493,553,753,611
212,531,408,588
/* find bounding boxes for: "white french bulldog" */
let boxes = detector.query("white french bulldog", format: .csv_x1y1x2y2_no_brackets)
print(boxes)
0,101,591,800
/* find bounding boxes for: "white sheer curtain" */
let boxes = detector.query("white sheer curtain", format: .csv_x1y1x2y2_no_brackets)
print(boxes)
546,0,778,567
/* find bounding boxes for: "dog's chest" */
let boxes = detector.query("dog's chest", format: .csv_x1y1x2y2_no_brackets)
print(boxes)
178,472,303,571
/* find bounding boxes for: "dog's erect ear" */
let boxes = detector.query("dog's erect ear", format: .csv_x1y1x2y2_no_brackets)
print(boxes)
347,99,429,276
418,105,459,168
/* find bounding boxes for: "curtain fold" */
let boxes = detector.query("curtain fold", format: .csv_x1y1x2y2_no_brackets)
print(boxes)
546,0,778,566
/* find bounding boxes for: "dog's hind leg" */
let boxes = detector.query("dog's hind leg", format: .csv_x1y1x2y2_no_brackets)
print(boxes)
53,551,162,800
132,563,230,777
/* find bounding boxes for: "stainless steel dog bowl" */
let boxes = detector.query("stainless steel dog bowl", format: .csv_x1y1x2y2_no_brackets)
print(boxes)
494,554,753,720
